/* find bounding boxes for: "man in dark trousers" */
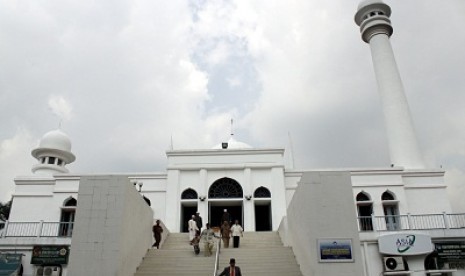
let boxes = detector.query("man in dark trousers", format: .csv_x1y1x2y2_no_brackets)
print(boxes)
152,220,163,249
194,212,203,235
218,258,242,276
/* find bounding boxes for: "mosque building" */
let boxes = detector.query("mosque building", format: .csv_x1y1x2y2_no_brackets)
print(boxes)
1,1,464,276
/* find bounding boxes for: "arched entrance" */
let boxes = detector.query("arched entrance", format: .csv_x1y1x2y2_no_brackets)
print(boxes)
208,178,243,228
180,188,198,232
254,186,272,231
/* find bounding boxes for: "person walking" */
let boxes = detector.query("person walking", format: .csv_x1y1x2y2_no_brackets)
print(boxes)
188,215,199,243
152,220,163,249
221,209,231,226
194,212,203,235
200,223,217,257
230,220,243,248
191,233,201,255
220,220,231,248
218,258,242,276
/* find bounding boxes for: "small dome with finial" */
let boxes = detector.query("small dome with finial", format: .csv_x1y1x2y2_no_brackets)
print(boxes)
31,129,76,174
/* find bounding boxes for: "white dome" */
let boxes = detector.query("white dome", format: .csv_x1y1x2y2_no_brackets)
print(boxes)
31,129,76,165
38,129,72,152
212,136,252,149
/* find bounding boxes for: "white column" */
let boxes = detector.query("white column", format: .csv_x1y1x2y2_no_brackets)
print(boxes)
199,168,208,225
369,34,425,168
355,1,425,169
271,167,287,230
165,169,180,232
243,168,254,231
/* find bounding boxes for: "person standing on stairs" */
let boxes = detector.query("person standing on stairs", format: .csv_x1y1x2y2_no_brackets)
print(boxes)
220,220,231,248
188,215,199,243
194,212,203,235
191,233,201,255
230,220,243,248
152,220,163,249
200,223,218,257
218,258,242,276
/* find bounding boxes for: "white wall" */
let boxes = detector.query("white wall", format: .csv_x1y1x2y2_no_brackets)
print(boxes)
67,175,153,276
280,171,365,276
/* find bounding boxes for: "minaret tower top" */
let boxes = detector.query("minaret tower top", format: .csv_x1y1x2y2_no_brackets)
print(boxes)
31,129,76,174
354,1,425,169
355,0,392,43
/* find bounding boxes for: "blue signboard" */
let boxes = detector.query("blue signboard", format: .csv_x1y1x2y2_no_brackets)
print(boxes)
0,253,23,276
318,239,354,262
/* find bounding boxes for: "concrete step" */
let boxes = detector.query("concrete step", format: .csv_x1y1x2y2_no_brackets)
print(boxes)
134,231,303,276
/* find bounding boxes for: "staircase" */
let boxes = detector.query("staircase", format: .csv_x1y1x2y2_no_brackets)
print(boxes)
218,232,303,276
134,231,303,276
134,233,213,276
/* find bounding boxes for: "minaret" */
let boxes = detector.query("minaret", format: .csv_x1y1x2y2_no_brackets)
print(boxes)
31,129,76,174
355,0,425,169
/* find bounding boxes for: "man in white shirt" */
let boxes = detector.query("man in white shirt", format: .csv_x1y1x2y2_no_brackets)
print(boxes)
230,220,243,248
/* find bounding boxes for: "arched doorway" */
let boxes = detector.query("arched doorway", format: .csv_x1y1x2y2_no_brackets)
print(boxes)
208,178,243,228
254,186,272,231
180,188,198,232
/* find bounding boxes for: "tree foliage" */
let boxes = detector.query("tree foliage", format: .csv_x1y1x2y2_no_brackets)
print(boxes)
0,200,12,220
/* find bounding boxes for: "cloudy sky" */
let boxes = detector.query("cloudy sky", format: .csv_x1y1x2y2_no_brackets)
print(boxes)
1,1,464,211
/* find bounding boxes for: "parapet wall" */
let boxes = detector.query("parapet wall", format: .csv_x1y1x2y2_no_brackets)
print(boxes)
67,175,153,276
279,171,364,276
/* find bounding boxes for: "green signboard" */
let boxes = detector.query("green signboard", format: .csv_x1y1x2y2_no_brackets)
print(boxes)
436,243,465,261
30,245,70,265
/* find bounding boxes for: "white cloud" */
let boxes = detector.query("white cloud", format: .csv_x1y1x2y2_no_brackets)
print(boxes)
0,0,464,213
0,128,34,203
48,95,72,122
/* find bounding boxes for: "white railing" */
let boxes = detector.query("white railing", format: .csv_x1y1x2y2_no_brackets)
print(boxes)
0,221,74,238
357,213,465,232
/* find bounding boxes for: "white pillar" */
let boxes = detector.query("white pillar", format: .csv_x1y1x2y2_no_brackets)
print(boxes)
355,1,425,169
199,168,208,226
165,169,180,232
243,168,254,231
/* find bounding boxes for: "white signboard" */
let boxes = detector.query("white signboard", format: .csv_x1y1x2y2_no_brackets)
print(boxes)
378,233,433,255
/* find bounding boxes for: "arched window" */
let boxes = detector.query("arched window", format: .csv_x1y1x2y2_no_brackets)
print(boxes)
208,178,243,199
381,191,395,201
60,197,76,237
356,192,371,202
181,188,198,200
64,197,77,207
356,192,373,231
382,191,400,230
254,187,271,198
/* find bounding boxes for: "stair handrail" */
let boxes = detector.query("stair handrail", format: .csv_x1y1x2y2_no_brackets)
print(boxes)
212,235,221,276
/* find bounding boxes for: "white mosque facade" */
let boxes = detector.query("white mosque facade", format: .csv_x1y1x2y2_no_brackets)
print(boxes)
1,1,465,276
